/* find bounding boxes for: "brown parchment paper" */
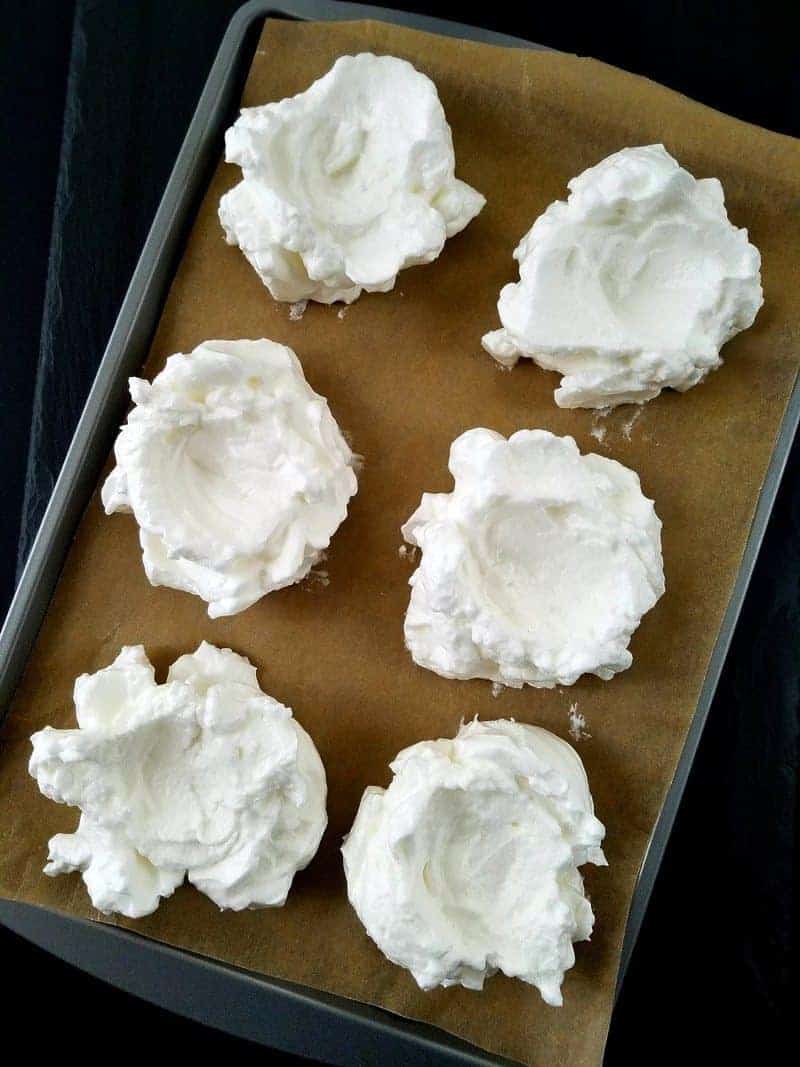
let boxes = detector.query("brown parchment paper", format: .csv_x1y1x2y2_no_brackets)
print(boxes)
2,18,799,1066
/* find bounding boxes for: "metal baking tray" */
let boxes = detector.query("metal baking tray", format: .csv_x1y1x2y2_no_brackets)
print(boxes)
1,1,798,1062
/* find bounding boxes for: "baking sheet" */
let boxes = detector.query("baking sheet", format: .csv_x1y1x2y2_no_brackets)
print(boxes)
1,17,799,1067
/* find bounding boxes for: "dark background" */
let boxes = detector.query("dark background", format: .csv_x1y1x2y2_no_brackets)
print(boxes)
1,1,796,1061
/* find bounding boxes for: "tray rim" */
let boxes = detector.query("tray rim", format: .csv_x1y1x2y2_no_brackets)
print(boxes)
2,0,799,1062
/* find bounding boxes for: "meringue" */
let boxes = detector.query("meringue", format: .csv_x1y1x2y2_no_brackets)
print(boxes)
482,144,763,407
342,718,607,1005
402,428,664,688
29,643,327,918
219,52,485,304
102,339,358,618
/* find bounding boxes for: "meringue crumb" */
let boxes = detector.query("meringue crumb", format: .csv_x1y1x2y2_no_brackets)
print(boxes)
398,544,419,562
288,299,308,321
590,408,610,443
337,306,348,320
303,568,330,591
491,682,505,698
568,703,591,742
342,431,364,471
621,407,643,441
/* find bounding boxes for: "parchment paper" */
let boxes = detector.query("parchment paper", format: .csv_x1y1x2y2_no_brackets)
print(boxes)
2,18,799,1066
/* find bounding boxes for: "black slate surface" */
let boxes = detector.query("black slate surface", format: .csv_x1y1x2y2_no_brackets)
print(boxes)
2,1,797,1061
0,0,75,613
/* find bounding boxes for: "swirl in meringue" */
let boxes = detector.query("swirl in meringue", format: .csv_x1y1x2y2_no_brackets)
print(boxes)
102,339,358,617
219,53,485,304
343,718,606,1006
402,428,664,688
482,145,763,408
29,643,327,918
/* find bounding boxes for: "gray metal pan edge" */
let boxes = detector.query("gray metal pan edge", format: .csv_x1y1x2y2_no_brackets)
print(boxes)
1,0,798,1062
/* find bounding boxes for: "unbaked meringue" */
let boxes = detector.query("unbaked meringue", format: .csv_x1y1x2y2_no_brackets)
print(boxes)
402,428,664,688
29,643,327,918
482,144,763,407
102,339,358,618
342,717,606,1005
219,52,485,304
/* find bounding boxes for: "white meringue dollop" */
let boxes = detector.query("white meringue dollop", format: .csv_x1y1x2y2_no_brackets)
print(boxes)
342,718,606,1006
219,52,485,304
102,339,358,618
482,144,763,408
402,428,664,688
28,643,327,918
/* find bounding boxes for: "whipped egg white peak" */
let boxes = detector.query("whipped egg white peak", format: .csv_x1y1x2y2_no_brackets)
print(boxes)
102,339,358,617
219,52,485,304
29,643,327,918
402,428,664,688
482,144,763,408
343,718,606,1006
